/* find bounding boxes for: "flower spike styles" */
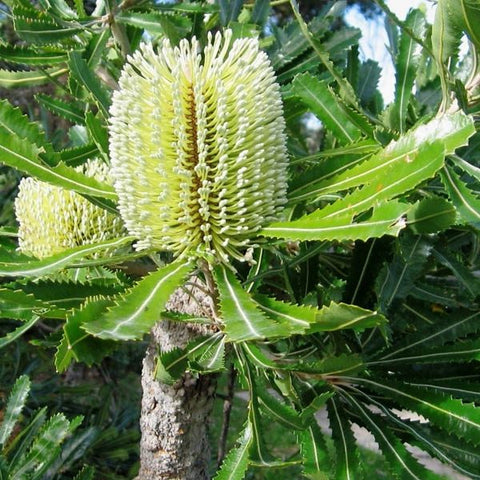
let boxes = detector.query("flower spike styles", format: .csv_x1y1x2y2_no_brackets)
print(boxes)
109,30,288,263
15,160,125,259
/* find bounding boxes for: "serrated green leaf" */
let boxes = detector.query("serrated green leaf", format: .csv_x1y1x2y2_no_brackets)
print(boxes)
0,236,133,278
55,297,117,372
0,44,68,65
292,353,365,377
0,288,50,320
213,265,290,342
376,234,432,312
0,375,30,448
297,423,330,480
312,302,387,333
390,9,426,133
0,127,116,198
68,51,111,117
440,164,480,224
343,390,444,480
357,60,381,105
408,197,457,233
59,143,99,166
355,378,480,446
85,261,193,340
36,93,84,124
85,111,108,158
254,294,315,334
116,11,192,38
0,316,42,349
292,73,361,145
290,112,474,204
13,9,82,43
328,398,360,480
0,66,68,88
263,127,464,241
11,413,81,479
376,310,480,363
214,424,253,480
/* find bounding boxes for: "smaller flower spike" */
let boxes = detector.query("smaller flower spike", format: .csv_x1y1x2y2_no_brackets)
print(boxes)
109,29,288,263
15,160,125,259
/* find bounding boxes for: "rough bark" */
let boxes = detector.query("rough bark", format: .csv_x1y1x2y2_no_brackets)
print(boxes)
137,280,216,480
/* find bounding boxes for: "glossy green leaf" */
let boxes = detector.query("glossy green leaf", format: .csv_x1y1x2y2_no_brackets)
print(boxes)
328,398,360,480
440,164,480,224
356,378,480,446
292,73,361,145
312,302,387,333
0,236,133,278
297,423,330,479
68,51,111,117
213,265,290,342
214,424,253,480
0,288,50,320
85,261,193,340
408,197,456,233
59,143,99,166
344,390,444,480
0,128,116,199
0,375,30,448
0,44,68,65
11,414,81,479
13,8,82,43
55,297,117,372
376,310,480,363
390,9,426,133
0,316,41,349
36,94,84,125
0,66,68,88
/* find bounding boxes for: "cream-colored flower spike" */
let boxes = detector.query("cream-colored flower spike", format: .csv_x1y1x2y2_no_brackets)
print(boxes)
109,29,288,262
15,160,125,259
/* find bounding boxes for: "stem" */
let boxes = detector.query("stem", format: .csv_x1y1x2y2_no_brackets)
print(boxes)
217,361,237,469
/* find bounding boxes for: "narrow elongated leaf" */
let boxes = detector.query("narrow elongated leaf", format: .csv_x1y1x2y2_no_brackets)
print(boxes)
0,236,133,278
376,234,432,312
14,15,82,44
390,9,426,133
219,0,244,25
0,66,68,88
73,466,95,480
254,294,315,334
408,196,456,233
377,310,480,362
357,59,381,104
0,288,50,320
312,302,387,333
0,375,30,448
344,390,444,480
440,164,480,224
55,297,117,372
11,414,81,479
214,424,253,480
0,316,41,349
0,129,116,199
68,51,111,117
297,423,330,479
36,94,85,124
59,143,99,166
292,73,361,145
355,378,480,446
85,261,193,340
0,44,68,65
213,265,290,342
328,398,360,480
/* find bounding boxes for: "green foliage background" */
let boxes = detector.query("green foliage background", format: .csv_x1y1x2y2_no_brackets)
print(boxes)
1,0,480,479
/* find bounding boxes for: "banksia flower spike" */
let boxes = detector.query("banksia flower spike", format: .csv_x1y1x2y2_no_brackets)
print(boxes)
15,160,125,259
109,29,288,263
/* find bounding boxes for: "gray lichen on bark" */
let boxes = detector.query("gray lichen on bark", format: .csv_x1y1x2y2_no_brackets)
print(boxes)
137,279,217,480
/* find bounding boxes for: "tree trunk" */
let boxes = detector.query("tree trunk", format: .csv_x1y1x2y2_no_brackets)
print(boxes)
137,281,216,480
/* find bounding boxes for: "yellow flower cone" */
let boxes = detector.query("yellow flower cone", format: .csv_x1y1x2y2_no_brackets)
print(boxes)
109,30,288,262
